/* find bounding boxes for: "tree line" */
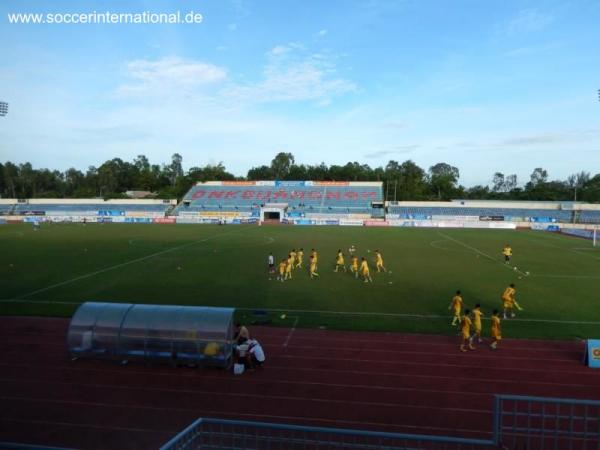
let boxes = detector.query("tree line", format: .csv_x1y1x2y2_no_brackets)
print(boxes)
1,152,599,202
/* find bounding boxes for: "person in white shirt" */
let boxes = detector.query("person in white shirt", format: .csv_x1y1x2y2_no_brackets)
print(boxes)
248,339,265,368
267,253,275,274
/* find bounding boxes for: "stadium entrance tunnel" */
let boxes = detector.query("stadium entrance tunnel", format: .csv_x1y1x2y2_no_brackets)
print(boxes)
67,302,235,368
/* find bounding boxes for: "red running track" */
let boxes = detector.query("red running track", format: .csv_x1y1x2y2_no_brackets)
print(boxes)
0,317,596,450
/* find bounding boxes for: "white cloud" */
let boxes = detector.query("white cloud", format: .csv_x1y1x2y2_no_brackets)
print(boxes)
317,29,328,37
117,57,227,96
224,44,356,104
364,145,419,159
505,43,563,57
506,9,554,35
228,23,238,31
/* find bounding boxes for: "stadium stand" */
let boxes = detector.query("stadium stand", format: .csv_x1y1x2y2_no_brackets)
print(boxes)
8,199,176,220
387,200,600,224
174,181,384,221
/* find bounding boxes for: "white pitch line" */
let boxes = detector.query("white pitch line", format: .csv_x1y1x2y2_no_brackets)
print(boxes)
236,307,600,326
283,316,299,347
530,274,600,280
437,231,528,276
14,227,248,299
2,300,598,326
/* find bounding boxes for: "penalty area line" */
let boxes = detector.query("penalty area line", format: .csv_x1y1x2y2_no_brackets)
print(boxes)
437,231,528,276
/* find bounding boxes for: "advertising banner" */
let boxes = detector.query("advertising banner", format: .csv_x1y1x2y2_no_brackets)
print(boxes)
339,219,364,226
479,215,505,221
585,340,600,368
98,210,126,216
530,217,556,223
275,181,305,187
364,220,389,227
561,228,594,239
153,218,176,224
221,181,256,186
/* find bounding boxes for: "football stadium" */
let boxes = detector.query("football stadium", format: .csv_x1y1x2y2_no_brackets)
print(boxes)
2,1,600,449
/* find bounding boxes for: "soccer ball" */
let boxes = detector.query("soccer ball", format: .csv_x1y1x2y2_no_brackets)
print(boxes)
513,267,518,271
280,314,286,319
525,271,530,276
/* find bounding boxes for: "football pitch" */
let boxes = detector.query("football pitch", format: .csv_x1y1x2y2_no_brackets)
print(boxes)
1,223,599,340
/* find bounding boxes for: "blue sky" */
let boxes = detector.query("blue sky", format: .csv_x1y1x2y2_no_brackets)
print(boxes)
1,0,599,187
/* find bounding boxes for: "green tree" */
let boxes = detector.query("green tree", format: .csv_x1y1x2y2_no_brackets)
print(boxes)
428,162,460,200
270,152,295,179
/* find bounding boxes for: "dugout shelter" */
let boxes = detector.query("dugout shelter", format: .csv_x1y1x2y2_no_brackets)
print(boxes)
68,302,235,368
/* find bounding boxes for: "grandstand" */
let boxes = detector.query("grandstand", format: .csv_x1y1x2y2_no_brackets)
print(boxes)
0,198,176,221
387,200,600,224
173,181,384,222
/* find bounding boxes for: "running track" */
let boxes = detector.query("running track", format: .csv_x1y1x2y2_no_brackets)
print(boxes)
0,317,597,450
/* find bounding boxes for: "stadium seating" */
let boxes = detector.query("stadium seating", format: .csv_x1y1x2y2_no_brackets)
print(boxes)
174,182,384,217
387,206,573,222
578,210,600,224
13,202,171,216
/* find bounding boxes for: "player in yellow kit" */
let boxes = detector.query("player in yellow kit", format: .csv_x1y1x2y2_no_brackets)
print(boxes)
284,254,293,280
334,249,347,272
359,257,372,283
309,255,319,278
350,255,359,279
460,309,475,352
502,283,517,319
277,259,286,282
448,290,463,326
295,248,304,269
470,304,483,344
374,250,387,273
310,249,318,271
502,244,512,265
490,309,502,350
289,249,297,270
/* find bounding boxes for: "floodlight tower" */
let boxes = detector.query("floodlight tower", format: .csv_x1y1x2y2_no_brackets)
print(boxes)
0,101,8,116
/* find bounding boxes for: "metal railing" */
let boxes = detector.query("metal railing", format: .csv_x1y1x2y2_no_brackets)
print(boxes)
159,418,498,450
495,395,600,450
161,395,600,450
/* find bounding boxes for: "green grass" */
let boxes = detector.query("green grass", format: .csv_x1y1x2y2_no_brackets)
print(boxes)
1,223,599,339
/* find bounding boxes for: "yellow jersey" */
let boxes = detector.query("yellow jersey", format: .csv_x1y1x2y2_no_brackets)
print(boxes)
451,295,463,313
297,251,303,262
472,308,483,330
376,253,383,264
351,257,358,269
491,316,501,339
336,252,344,264
360,260,369,274
311,251,318,263
460,315,472,338
502,246,512,256
290,251,297,261
278,262,286,274
502,286,515,301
